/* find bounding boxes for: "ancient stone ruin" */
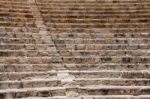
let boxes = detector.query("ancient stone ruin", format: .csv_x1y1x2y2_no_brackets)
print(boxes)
0,0,150,99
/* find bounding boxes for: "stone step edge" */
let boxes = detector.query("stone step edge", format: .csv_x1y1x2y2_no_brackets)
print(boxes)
0,63,148,65
1,44,149,45
16,95,150,99
0,87,66,93
16,96,66,99
1,56,150,58
1,77,150,82
0,49,149,51
0,86,150,93
1,70,150,74
2,37,150,39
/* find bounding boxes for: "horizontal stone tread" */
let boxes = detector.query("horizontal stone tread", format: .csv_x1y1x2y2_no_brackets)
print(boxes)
0,78,150,89
0,63,149,72
14,95,150,99
0,70,150,81
0,87,66,93
16,96,66,99
0,86,150,94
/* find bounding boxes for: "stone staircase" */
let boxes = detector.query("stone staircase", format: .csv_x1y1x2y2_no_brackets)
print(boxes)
0,0,150,99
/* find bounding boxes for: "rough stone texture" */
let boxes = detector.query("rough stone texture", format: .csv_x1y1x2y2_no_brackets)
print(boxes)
0,0,150,99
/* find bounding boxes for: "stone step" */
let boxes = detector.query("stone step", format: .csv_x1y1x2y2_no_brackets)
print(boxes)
79,95,150,99
0,8,31,13
45,25,150,31
0,63,149,71
46,22,148,26
0,0,33,3
0,64,64,72
0,79,62,89
40,13,149,17
1,1,149,6
2,3,150,8
46,28,149,34
77,86,150,95
0,71,150,81
0,33,34,38
0,8,31,12
0,12,33,17
0,50,59,57
34,0,150,2
46,23,150,29
15,95,150,99
0,38,43,44
0,13,34,18
52,32,150,38
63,43,150,51
40,4,148,7
63,64,150,71
0,44,55,50
16,96,66,99
0,87,66,99
0,78,150,89
74,78,150,86
0,37,150,44
0,49,150,57
41,14,150,18
1,32,150,39
0,44,149,50
0,86,150,98
0,10,33,14
0,24,36,29
1,56,147,64
68,71,150,79
41,10,150,14
0,63,149,72
59,50,150,56
0,21,36,27
37,2,150,5
0,33,51,38
42,14,150,18
4,37,149,42
37,1,150,3
109,28,150,33
46,28,150,33
0,57,62,64
0,17,35,23
53,38,150,44
38,6,150,9
0,16,149,21
0,5,31,10
40,10,150,15
0,72,57,81
62,56,150,64
3,26,39,33
55,43,150,48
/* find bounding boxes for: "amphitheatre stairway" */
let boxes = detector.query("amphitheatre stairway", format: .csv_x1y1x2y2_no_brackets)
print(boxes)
0,0,150,99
